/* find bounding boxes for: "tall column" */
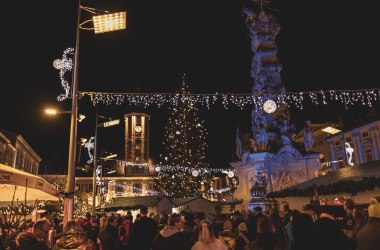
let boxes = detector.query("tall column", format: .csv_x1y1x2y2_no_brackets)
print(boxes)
369,127,380,160
352,134,364,164
328,142,337,170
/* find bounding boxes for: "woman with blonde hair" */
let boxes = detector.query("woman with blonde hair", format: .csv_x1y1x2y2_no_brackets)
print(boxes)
54,220,95,250
191,220,227,250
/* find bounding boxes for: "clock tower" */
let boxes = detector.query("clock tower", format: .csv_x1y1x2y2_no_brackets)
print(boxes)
124,112,150,175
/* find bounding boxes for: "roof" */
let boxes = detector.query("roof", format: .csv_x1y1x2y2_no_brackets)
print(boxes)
171,196,214,207
103,195,171,211
267,160,380,198
293,160,380,189
0,128,18,145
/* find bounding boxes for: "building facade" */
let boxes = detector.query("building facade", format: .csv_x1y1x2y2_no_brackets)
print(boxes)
295,119,380,171
0,128,58,205
325,119,380,168
0,128,41,175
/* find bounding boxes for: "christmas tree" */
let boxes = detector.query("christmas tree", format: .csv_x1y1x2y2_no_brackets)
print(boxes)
156,74,209,198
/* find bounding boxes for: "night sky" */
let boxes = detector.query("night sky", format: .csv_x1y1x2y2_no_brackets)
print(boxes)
2,0,379,173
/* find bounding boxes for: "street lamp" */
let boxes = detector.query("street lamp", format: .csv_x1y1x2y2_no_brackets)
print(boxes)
63,0,126,225
92,114,120,214
44,108,86,123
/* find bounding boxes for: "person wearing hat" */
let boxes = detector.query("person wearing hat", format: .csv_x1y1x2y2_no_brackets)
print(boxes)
235,222,250,250
218,220,236,250
356,196,380,250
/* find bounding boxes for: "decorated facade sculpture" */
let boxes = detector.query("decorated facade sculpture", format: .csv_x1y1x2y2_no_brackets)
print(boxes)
303,119,314,152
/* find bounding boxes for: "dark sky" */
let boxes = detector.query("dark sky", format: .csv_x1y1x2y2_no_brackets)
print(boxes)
2,0,379,173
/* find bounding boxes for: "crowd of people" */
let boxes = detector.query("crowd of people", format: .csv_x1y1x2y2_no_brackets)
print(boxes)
1,196,379,250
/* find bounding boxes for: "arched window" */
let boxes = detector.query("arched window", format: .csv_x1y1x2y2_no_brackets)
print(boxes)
362,140,373,162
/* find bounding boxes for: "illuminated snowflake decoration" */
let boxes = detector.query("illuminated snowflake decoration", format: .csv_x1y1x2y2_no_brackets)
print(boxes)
84,137,95,164
53,48,74,101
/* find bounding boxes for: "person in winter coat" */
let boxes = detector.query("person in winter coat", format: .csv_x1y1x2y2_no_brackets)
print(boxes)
218,220,236,250
314,206,347,250
235,222,251,250
192,220,227,250
151,213,186,250
356,197,380,250
245,216,282,250
98,216,122,250
128,206,158,250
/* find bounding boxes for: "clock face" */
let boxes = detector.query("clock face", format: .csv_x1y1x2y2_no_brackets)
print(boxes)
263,99,277,113
135,125,142,133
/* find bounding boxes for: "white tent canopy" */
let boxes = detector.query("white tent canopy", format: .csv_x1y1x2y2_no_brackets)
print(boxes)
0,163,59,204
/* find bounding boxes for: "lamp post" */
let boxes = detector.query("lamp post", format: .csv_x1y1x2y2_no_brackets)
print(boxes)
92,113,120,214
63,0,126,225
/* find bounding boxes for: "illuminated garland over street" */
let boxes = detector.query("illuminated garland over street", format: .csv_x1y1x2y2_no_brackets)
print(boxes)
117,160,235,177
80,88,380,110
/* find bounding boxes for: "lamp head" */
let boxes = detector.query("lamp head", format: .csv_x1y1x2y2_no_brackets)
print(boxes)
92,12,126,34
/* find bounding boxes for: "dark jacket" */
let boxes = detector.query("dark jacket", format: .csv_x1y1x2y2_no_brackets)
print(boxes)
356,217,380,250
245,232,281,250
151,226,185,250
314,214,347,250
292,213,316,250
99,225,122,250
180,225,198,250
128,216,158,250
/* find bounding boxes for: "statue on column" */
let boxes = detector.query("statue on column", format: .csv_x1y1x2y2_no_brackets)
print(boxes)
304,119,314,152
255,124,268,151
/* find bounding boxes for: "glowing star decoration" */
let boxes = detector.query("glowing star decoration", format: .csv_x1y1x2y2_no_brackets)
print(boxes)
263,99,277,113
84,137,95,164
345,142,355,166
192,169,199,177
54,48,74,101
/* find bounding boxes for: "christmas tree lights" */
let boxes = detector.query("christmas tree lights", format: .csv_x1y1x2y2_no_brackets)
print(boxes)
155,74,210,198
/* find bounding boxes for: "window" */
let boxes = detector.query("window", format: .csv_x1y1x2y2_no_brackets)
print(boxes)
335,141,341,146
346,137,352,143
115,182,124,194
133,183,142,193
148,182,154,191
365,150,373,162
363,141,373,163
362,132,369,138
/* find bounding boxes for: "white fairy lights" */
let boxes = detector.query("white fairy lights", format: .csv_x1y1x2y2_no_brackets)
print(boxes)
117,160,235,177
84,137,95,164
54,48,74,101
80,88,379,110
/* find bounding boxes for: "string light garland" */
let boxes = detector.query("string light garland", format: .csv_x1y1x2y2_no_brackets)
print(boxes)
54,48,74,101
108,182,162,196
116,160,235,177
80,88,380,110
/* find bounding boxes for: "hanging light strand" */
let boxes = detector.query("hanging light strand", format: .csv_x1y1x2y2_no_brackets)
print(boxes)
80,88,379,110
116,160,234,177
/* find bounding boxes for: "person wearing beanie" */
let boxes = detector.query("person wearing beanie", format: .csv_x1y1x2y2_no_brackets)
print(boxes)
235,222,250,250
356,197,380,250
